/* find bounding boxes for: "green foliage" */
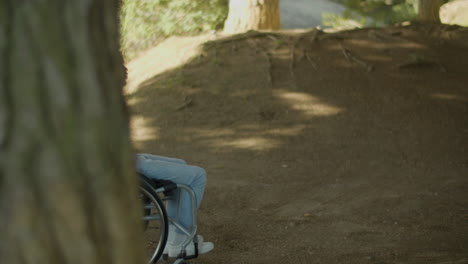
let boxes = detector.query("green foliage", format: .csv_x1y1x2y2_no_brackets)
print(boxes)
121,0,228,60
324,0,419,30
322,12,367,29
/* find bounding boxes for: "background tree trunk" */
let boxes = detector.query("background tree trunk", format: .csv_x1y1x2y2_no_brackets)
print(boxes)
0,1,144,264
418,0,445,23
224,0,281,34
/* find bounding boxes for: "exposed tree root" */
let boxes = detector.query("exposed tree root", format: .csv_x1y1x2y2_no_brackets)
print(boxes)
248,39,273,86
341,45,375,72
205,30,283,47
305,52,318,69
176,96,193,111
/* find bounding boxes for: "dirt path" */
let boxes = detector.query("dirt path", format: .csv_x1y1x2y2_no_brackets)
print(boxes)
128,24,468,264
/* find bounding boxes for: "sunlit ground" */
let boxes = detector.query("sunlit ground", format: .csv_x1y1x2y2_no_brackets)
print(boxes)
430,92,467,102
274,90,343,117
125,34,215,94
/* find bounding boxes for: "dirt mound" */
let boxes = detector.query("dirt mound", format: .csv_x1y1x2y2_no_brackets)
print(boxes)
127,24,468,264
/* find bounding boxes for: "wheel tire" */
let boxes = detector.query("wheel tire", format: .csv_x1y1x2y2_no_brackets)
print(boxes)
140,180,168,264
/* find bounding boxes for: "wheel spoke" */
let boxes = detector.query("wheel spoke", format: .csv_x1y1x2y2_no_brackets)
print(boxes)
142,214,162,221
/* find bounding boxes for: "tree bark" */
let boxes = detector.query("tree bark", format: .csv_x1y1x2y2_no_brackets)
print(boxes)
418,0,445,23
224,0,281,34
0,1,144,264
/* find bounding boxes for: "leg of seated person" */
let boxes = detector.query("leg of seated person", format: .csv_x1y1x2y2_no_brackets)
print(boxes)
136,153,187,165
136,155,206,230
136,154,214,256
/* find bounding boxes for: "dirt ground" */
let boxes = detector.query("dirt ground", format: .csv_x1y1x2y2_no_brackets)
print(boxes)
127,23,468,264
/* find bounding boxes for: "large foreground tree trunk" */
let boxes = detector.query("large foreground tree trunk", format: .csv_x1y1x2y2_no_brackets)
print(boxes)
418,0,445,23
0,1,144,264
224,0,281,34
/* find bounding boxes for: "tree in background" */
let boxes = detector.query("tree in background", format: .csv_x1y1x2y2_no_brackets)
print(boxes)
223,0,281,34
0,1,143,263
418,0,445,23
121,0,228,60
324,0,449,29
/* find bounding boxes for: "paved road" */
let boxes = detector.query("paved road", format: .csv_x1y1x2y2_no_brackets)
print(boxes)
280,0,345,29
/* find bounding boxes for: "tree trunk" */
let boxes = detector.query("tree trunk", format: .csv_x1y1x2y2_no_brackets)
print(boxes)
224,0,281,34
0,1,144,264
418,0,445,23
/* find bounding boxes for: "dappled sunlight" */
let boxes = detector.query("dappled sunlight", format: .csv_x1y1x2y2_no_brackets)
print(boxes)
184,125,305,152
262,126,306,136
274,49,292,59
350,38,427,50
274,90,344,117
390,41,427,50
186,128,236,138
126,95,143,106
228,124,306,136
430,93,467,102
210,137,281,151
383,41,427,50
131,115,160,147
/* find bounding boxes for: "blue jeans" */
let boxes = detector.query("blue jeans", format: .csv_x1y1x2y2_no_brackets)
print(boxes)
136,154,206,232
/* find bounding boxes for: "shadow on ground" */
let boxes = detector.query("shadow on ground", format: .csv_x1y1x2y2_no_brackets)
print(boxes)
127,24,468,264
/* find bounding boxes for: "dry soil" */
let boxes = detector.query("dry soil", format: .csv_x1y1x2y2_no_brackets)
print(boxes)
127,23,468,264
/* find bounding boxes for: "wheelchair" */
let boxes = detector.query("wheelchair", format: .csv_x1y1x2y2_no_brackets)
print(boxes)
139,174,201,264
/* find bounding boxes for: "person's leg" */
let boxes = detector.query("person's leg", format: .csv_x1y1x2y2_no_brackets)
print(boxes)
136,153,187,165
136,154,214,256
136,155,206,230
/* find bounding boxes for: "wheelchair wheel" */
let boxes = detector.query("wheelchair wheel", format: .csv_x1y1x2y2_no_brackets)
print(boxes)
140,182,168,264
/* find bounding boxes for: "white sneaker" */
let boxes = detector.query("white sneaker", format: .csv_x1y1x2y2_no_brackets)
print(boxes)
163,224,214,257
166,240,214,257
163,234,204,254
